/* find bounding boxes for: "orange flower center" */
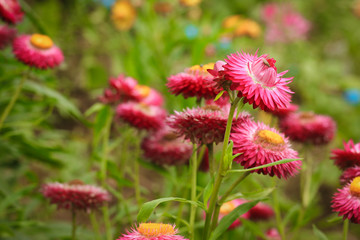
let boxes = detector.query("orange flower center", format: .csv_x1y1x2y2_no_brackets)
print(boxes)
220,201,236,215
135,85,151,98
299,112,315,121
68,179,84,185
350,176,360,197
201,104,221,112
257,130,284,145
30,34,54,49
137,223,175,237
187,63,214,75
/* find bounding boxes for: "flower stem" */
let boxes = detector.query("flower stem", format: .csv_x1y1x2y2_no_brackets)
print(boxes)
210,172,250,231
343,219,349,240
102,205,112,240
0,69,28,130
202,97,241,240
134,158,142,207
301,145,312,208
71,208,77,240
90,212,101,240
189,143,198,240
207,143,215,178
273,184,286,240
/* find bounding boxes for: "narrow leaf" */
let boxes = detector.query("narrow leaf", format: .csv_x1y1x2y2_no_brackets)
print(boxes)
228,158,302,173
241,218,266,238
214,90,225,101
203,177,214,209
224,187,275,203
312,225,329,240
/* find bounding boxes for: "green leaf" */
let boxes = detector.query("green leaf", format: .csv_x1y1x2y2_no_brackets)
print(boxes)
209,201,259,240
214,90,225,101
224,187,275,203
312,225,329,240
23,81,83,120
228,158,302,173
241,218,266,238
203,177,214,209
85,103,106,117
93,105,112,147
137,197,205,223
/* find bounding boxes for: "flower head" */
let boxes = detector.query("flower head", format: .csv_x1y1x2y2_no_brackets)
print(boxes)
111,0,136,31
222,51,293,111
268,103,299,118
0,24,16,49
167,63,219,100
117,223,188,240
41,181,110,212
12,34,64,69
340,166,360,185
218,199,250,229
116,102,166,131
231,120,301,179
263,228,281,240
331,176,360,224
279,112,336,145
141,126,193,166
248,202,274,221
331,140,360,169
167,104,251,145
179,0,201,7
0,0,23,24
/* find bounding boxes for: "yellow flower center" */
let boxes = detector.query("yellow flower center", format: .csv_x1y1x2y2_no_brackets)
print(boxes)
187,63,214,75
30,34,54,49
137,223,175,237
68,179,84,185
220,201,236,215
135,85,151,98
257,130,284,145
350,176,360,197
179,0,202,7
201,105,221,112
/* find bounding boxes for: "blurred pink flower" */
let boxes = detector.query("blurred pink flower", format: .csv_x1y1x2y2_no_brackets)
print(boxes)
0,0,23,24
331,140,360,169
340,166,360,184
0,24,16,49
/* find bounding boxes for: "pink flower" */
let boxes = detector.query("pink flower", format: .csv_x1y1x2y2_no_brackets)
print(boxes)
0,0,23,24
12,34,64,69
331,140,360,169
261,3,311,44
340,166,360,185
263,228,281,240
331,176,360,224
218,199,250,229
279,112,336,145
231,120,301,179
167,63,219,100
117,223,188,240
41,181,110,212
116,102,166,131
223,51,293,111
248,202,274,221
268,103,299,118
167,104,251,145
141,126,193,166
0,24,16,49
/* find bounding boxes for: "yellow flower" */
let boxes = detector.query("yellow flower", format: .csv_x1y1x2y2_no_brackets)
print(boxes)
235,19,261,38
179,0,201,7
111,0,136,31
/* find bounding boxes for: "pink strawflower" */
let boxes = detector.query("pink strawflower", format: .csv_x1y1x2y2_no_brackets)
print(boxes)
167,63,219,100
41,181,110,212
141,126,192,166
116,102,166,131
340,166,360,184
208,60,236,91
0,24,16,49
279,112,336,145
218,199,250,229
231,120,301,179
100,75,163,106
261,3,311,44
331,176,360,224
0,0,23,24
222,51,294,111
205,92,230,108
268,103,299,118
263,228,281,240
12,34,64,69
331,140,360,170
167,104,251,145
117,223,188,240
248,202,274,221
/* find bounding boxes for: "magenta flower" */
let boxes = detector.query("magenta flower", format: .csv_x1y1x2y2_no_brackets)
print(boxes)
279,112,336,145
248,202,274,221
116,102,166,131
264,228,281,240
231,120,301,179
12,34,64,69
117,223,188,240
222,51,293,111
331,176,360,224
0,24,16,50
340,166,360,185
218,199,250,230
141,126,193,166
41,181,110,212
268,103,299,118
0,0,23,24
331,140,360,169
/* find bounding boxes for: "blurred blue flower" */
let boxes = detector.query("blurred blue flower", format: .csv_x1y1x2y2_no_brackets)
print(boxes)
217,37,232,50
185,24,199,40
99,0,116,8
344,89,360,105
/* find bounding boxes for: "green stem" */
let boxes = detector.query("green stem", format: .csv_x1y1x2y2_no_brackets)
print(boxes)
0,70,28,130
90,212,101,240
343,219,349,240
302,146,312,208
102,205,112,240
71,208,77,240
134,159,142,207
189,143,198,240
176,167,188,227
207,143,215,178
210,172,250,231
273,182,286,240
202,97,241,240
